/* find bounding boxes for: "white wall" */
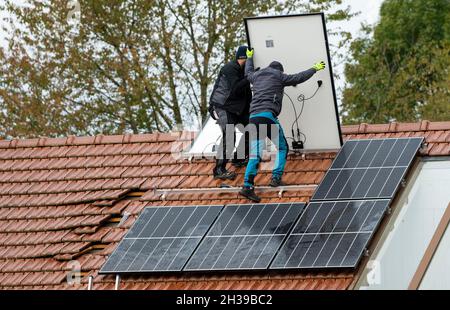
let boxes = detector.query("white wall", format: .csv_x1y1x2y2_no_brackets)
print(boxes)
357,160,450,290
419,211,450,289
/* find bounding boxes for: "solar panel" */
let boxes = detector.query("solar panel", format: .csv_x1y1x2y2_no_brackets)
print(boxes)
99,205,223,274
184,202,306,271
270,200,389,269
311,138,423,201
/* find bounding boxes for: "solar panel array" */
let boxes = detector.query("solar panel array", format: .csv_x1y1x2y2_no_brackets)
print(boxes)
101,137,423,274
269,137,423,270
270,200,389,269
312,138,423,201
185,203,305,271
100,205,223,273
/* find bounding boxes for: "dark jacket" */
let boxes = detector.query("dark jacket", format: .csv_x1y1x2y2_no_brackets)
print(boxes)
209,60,251,115
245,58,316,117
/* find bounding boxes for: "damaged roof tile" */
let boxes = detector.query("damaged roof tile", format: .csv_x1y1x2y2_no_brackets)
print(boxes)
0,121,448,289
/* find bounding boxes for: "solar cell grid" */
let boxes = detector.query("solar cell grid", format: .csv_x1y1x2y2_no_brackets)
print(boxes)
100,205,223,274
270,200,389,269
101,137,424,274
312,138,423,201
184,202,306,271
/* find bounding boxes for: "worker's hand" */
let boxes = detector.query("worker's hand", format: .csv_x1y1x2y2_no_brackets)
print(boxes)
246,48,254,58
208,105,218,120
312,61,326,71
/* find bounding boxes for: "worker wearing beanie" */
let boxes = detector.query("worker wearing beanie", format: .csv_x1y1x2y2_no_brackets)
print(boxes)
209,45,252,180
239,48,326,202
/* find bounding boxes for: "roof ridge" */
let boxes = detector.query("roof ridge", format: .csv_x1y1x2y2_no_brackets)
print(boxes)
1,120,449,149
341,120,450,134
0,131,195,149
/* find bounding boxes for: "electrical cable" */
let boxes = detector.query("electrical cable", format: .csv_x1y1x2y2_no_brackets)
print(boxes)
283,92,300,141
285,81,322,148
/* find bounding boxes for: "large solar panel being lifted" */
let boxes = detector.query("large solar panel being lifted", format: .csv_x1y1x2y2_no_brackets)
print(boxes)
184,202,305,271
100,205,223,274
311,138,423,201
270,200,389,269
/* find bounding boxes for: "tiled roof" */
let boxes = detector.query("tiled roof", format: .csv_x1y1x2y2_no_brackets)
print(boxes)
0,121,449,290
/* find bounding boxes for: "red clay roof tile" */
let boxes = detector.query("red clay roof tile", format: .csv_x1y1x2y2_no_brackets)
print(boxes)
67,136,96,146
120,143,146,155
427,121,450,131
49,146,71,157
120,166,145,178
138,153,165,165
95,134,125,144
157,131,180,142
128,133,159,143
429,143,450,156
0,120,448,289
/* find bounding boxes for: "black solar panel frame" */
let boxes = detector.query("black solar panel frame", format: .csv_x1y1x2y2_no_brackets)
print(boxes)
311,137,424,202
99,205,224,274
183,202,306,272
269,199,390,270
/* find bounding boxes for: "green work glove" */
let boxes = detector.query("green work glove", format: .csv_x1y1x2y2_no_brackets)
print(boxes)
246,48,254,58
312,61,326,71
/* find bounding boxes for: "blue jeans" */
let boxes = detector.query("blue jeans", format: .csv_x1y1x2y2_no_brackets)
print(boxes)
244,112,289,187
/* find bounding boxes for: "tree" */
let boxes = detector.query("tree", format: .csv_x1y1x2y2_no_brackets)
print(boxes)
342,0,450,124
0,0,354,138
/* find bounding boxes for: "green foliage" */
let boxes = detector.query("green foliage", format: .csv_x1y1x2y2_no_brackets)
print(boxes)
0,0,353,138
342,0,450,124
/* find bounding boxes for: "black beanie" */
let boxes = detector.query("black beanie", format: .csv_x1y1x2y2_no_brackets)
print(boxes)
269,61,284,72
235,45,248,60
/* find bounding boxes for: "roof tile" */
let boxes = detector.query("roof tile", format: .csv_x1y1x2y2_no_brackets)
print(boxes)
0,121,448,289
41,137,69,147
67,136,96,146
15,138,40,148
64,145,89,157
94,134,125,144
128,133,159,143
396,122,421,132
429,143,450,156
49,146,71,158
19,148,41,159
428,121,450,131
0,140,12,149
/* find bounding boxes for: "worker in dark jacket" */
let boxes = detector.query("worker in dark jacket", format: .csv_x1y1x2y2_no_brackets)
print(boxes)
239,48,326,202
209,45,252,180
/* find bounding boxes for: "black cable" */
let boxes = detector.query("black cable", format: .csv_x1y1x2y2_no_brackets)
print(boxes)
291,93,305,141
285,83,321,146
292,85,321,138
284,92,300,141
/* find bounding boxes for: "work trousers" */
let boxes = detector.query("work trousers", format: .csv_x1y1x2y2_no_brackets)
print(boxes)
244,111,289,186
215,108,249,171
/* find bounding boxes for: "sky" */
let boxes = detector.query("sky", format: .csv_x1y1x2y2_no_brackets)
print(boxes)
330,0,385,98
345,0,384,34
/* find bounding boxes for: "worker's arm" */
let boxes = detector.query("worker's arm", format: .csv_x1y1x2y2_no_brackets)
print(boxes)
231,78,250,97
282,61,326,87
281,68,316,86
244,48,255,83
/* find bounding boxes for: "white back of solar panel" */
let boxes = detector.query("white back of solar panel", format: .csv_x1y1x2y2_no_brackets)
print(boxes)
188,13,342,156
245,13,342,150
